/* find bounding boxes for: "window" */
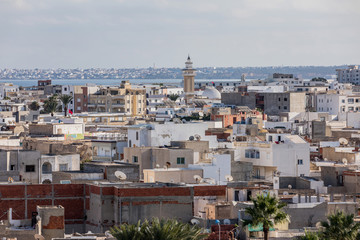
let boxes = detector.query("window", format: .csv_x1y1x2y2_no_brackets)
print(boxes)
177,157,185,164
128,140,132,147
284,98,287,101
245,149,260,159
26,165,35,172
297,159,303,165
10,165,15,170
278,98,281,101
348,98,354,104
133,156,138,163
136,132,139,140
59,164,68,171
284,106,287,110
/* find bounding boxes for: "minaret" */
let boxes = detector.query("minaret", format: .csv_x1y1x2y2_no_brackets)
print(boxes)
182,55,196,104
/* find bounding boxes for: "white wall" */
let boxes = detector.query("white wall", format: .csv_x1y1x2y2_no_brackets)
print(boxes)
189,154,231,185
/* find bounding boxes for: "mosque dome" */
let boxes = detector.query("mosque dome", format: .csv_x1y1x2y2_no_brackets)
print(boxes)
202,86,221,99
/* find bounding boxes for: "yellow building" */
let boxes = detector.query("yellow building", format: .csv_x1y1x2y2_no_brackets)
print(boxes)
88,81,146,116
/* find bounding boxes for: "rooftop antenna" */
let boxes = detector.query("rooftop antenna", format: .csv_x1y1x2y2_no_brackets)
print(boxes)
115,171,127,181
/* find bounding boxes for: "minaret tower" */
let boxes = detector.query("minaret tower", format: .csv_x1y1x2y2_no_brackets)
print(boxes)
182,55,196,103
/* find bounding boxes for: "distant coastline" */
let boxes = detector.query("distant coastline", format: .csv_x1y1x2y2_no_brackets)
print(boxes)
0,65,345,82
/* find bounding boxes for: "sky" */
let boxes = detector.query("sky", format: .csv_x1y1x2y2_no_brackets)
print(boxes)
0,0,359,69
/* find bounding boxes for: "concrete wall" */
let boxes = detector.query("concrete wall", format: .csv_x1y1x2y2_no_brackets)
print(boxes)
285,202,327,228
143,168,203,184
221,92,256,109
0,150,41,183
83,162,139,182
231,161,253,181
37,205,65,240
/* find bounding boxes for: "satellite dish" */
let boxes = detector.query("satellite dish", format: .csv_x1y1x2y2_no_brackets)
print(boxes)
339,138,349,146
194,134,201,141
283,191,289,195
189,136,195,141
225,175,233,182
224,219,231,225
115,171,127,180
34,234,45,240
288,184,292,189
156,164,160,168
342,158,348,165
324,158,328,161
193,175,202,183
190,219,200,225
207,178,216,185
227,136,232,142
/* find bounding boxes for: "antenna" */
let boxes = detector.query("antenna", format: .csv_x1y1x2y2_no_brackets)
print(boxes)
193,175,202,183
225,175,233,182
115,171,127,180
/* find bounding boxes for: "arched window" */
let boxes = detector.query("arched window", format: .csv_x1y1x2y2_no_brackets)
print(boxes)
42,162,52,174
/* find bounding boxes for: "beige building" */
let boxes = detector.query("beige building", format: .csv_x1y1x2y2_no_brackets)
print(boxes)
143,168,202,183
123,146,194,179
88,81,146,116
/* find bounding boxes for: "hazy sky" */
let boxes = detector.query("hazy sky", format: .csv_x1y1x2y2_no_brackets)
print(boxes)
0,0,359,68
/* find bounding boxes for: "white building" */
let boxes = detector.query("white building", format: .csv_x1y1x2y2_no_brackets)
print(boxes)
0,83,18,99
40,154,80,183
234,133,310,181
127,122,210,148
188,153,231,185
316,93,360,115
336,65,360,84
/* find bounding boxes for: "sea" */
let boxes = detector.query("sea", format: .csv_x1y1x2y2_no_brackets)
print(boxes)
0,78,243,87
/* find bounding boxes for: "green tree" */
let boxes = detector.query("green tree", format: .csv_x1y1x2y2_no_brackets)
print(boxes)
320,211,360,240
43,95,58,116
297,230,320,240
311,77,327,83
59,94,73,117
28,101,40,111
243,194,289,240
168,94,180,101
110,218,208,240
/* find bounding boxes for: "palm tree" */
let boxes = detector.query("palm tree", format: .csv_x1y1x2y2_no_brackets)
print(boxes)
320,211,360,240
297,230,320,240
43,95,58,116
29,101,40,111
59,94,73,117
243,194,289,240
110,218,208,240
168,94,180,101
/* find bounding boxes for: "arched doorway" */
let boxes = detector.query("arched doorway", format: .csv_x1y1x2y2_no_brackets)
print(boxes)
42,162,52,174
